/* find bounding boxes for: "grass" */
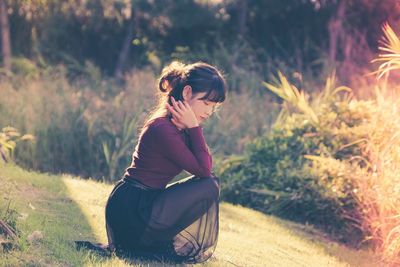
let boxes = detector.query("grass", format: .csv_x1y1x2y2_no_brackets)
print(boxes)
0,162,378,266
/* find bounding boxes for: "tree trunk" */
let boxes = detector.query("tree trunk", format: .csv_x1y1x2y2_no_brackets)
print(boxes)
328,0,346,63
237,0,248,39
0,0,11,72
114,6,138,79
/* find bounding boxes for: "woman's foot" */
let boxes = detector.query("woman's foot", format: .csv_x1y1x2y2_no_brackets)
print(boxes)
75,241,111,257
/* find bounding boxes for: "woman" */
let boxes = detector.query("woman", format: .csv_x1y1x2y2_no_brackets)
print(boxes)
76,61,227,264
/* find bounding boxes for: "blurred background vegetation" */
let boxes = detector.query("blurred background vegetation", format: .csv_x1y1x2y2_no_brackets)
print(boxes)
1,0,399,86
1,0,400,264
1,0,399,177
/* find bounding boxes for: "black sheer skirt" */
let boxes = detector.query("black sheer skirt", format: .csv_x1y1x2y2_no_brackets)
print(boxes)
103,174,220,264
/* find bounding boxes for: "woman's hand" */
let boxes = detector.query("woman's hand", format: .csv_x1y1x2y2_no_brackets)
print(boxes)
166,96,199,129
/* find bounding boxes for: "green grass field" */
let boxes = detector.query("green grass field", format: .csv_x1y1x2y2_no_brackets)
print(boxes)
0,163,378,266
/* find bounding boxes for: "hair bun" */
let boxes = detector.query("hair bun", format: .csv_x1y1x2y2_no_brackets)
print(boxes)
158,61,187,93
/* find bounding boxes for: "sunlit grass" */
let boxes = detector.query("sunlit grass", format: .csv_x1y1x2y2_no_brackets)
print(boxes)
347,23,400,266
350,89,400,266
1,163,378,266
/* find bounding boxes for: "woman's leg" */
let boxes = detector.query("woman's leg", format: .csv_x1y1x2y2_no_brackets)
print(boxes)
139,175,220,246
105,179,149,251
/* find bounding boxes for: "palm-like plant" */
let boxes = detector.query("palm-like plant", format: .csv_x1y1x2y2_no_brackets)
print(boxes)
372,23,400,79
262,71,352,128
262,71,320,127
102,113,141,181
0,127,35,162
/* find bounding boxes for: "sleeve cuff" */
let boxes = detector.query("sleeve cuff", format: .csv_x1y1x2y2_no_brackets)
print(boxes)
187,125,201,131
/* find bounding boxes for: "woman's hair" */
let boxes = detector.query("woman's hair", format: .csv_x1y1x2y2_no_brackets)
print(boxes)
140,61,228,132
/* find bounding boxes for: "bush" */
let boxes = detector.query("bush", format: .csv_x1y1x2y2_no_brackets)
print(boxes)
219,73,374,245
11,58,40,78
0,126,35,163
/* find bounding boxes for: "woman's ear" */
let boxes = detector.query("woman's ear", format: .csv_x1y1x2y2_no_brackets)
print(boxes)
182,85,192,102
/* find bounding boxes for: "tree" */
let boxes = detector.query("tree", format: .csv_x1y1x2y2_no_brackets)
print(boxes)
0,0,11,72
114,2,138,79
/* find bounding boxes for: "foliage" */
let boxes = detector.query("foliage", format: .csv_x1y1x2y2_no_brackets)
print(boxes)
102,112,141,181
219,73,374,245
351,93,400,265
10,57,39,78
4,0,399,88
0,127,35,163
348,23,400,265
0,66,273,180
371,23,400,81
219,27,400,263
0,69,156,179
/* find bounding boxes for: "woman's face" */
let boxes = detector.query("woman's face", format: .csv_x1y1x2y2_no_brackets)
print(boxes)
187,92,218,124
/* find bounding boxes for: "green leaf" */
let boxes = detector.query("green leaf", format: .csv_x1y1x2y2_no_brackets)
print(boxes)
102,142,111,165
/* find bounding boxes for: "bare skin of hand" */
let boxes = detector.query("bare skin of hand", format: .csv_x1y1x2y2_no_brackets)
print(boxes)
166,96,199,130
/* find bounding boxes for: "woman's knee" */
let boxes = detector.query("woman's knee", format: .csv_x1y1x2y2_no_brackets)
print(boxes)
201,176,220,199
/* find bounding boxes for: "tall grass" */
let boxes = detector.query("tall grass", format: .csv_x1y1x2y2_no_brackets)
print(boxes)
0,65,276,180
353,91,400,265
0,67,157,180
349,23,400,265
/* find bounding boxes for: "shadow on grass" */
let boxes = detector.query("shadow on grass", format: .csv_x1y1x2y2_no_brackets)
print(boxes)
0,163,178,266
0,163,104,265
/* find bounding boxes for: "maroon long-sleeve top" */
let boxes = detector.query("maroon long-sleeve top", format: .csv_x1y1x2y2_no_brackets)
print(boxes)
124,116,213,189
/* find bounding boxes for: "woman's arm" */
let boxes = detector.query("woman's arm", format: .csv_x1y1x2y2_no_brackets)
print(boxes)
151,122,212,177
